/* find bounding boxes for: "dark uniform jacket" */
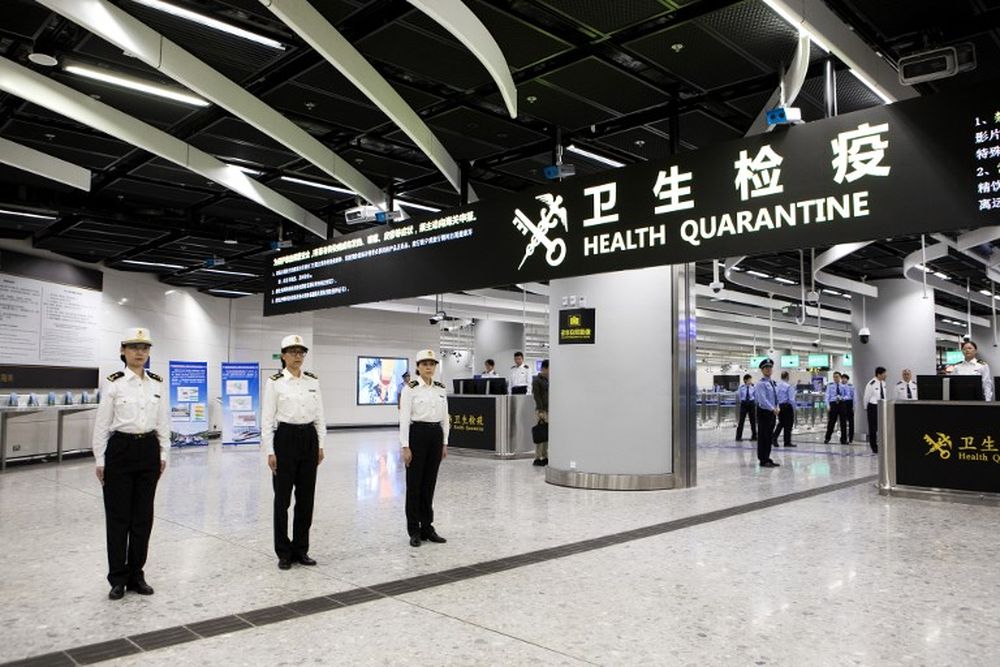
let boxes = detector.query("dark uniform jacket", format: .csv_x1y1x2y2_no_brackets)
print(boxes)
532,374,549,411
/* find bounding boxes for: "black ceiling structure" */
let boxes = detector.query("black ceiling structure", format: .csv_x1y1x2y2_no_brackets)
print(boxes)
1,0,998,307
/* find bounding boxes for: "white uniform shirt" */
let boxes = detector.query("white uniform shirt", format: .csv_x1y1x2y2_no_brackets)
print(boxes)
399,377,450,447
895,380,918,400
481,369,498,377
92,369,170,467
261,368,326,455
509,364,532,392
862,378,887,406
952,359,994,400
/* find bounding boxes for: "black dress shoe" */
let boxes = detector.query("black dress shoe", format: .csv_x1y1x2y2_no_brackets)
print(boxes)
541,458,548,466
421,529,447,544
786,443,797,448
127,579,154,595
760,460,780,468
296,555,317,566
823,439,830,444
409,534,421,547
278,558,292,570
108,584,125,600
532,458,544,466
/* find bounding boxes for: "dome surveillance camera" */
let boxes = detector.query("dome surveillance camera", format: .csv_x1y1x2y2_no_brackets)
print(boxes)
806,290,820,303
812,338,821,348
709,280,724,294
858,327,870,344
962,334,972,343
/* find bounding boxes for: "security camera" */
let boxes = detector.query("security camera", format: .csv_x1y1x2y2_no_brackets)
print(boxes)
962,334,972,344
709,280,724,294
812,338,821,348
858,327,870,344
806,290,819,304
767,348,776,358
429,311,446,325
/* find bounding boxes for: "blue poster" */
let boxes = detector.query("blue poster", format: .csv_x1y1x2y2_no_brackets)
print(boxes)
169,360,209,447
221,362,260,445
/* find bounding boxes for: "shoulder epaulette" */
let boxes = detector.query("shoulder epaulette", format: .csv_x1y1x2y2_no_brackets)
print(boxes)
146,371,162,382
433,381,446,388
107,371,125,382
271,372,284,381
408,380,420,388
869,379,877,384
303,370,318,379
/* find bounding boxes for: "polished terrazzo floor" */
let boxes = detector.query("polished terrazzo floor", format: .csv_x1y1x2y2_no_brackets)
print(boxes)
1,425,997,666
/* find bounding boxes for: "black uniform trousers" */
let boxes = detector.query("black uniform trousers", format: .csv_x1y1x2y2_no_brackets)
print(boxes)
841,401,855,442
866,403,879,453
756,407,776,463
272,422,319,560
736,400,757,440
773,403,794,447
824,401,847,443
406,422,443,537
103,431,160,586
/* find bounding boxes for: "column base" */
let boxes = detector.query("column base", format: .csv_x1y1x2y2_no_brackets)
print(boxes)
545,467,677,491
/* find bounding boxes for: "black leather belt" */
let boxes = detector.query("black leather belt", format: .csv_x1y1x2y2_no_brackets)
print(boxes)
411,421,440,426
277,421,312,429
112,430,155,439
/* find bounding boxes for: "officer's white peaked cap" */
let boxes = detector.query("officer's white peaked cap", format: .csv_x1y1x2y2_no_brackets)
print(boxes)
121,327,153,346
280,334,309,352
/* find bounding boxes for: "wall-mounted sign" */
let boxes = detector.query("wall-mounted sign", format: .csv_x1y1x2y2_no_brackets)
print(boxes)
807,353,831,368
447,396,497,451
265,84,995,315
750,355,769,368
558,308,595,344
780,354,800,368
894,402,1000,494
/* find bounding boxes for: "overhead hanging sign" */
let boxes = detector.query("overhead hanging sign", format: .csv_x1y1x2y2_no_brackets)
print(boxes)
265,83,994,316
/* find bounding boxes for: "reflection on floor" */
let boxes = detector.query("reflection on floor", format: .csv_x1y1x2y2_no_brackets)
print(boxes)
1,427,997,666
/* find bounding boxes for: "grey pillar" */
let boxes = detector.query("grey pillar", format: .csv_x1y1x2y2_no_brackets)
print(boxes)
545,264,696,490
850,279,936,439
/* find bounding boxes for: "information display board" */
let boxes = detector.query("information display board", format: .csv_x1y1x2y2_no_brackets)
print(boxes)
221,362,260,445
780,354,800,368
807,353,830,368
893,402,1000,494
266,83,998,315
558,308,595,344
357,356,408,405
169,361,209,447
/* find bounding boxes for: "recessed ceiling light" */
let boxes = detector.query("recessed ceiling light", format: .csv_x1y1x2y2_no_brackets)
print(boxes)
64,64,210,107
566,144,625,168
121,259,186,269
130,0,285,50
394,200,442,213
0,207,57,220
280,175,356,196
28,52,58,67
671,43,684,53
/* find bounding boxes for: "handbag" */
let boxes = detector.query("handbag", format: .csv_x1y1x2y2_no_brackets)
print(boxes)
531,420,548,444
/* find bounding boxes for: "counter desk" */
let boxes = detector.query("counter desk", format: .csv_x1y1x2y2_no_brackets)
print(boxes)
0,404,98,471
879,399,1000,503
447,394,536,457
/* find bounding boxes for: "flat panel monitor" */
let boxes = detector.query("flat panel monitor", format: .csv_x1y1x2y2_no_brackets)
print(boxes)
947,375,985,401
842,353,853,368
944,349,964,364
917,375,943,400
807,353,830,368
713,374,740,391
453,378,487,395
750,355,768,368
485,377,508,395
357,356,409,405
780,355,800,368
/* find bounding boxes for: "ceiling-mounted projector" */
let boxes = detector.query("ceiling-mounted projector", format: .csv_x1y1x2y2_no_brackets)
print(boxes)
899,43,976,85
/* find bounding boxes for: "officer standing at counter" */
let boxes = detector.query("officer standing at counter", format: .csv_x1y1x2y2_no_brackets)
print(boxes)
840,374,855,444
895,369,918,400
755,359,781,468
952,340,993,400
399,349,450,547
823,372,847,444
735,374,757,441
510,351,532,395
863,366,888,453
92,327,169,600
772,370,796,448
262,334,326,570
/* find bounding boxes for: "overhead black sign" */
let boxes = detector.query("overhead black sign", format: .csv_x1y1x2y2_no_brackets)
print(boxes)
447,396,497,451
0,365,99,390
0,248,103,290
893,402,1000,494
266,83,996,315
559,308,596,344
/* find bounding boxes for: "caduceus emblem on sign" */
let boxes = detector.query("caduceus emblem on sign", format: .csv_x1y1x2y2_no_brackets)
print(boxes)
512,194,568,270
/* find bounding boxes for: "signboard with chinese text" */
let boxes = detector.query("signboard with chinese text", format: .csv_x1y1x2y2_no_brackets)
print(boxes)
447,396,497,451
266,83,996,315
894,402,1000,494
221,362,259,445
169,360,209,447
558,308,596,344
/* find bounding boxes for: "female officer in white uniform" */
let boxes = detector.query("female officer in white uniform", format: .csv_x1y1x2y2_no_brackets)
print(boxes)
261,334,326,570
399,349,450,547
952,340,993,400
92,327,169,600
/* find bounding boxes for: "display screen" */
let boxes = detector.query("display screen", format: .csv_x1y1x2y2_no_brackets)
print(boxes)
842,353,853,367
944,349,963,364
780,355,800,368
750,355,769,368
357,356,409,405
807,353,830,367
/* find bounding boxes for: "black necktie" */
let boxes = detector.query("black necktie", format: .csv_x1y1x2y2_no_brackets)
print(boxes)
879,382,884,399
836,384,841,398
906,384,912,399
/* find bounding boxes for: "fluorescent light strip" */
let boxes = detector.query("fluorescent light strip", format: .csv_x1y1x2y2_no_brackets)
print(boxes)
229,164,264,177
64,64,209,107
202,268,258,277
121,259,185,269
566,144,626,168
0,207,57,220
979,289,993,296
934,272,951,280
280,176,356,196
208,289,254,296
761,0,831,53
848,70,894,105
746,270,771,278
131,0,285,50
774,277,797,285
395,199,442,213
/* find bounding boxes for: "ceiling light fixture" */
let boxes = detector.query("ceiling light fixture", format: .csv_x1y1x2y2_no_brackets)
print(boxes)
201,268,258,277
979,288,993,296
0,207,57,220
565,144,626,168
208,289,255,296
28,52,59,67
747,270,771,278
229,164,264,177
934,271,951,280
395,199,442,213
775,277,797,285
121,259,186,269
280,175,356,196
64,64,210,107
130,0,285,50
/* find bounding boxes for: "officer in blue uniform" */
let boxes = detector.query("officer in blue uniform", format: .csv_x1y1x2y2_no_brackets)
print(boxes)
755,359,781,468
735,374,757,441
772,370,797,448
823,372,848,444
839,373,855,443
